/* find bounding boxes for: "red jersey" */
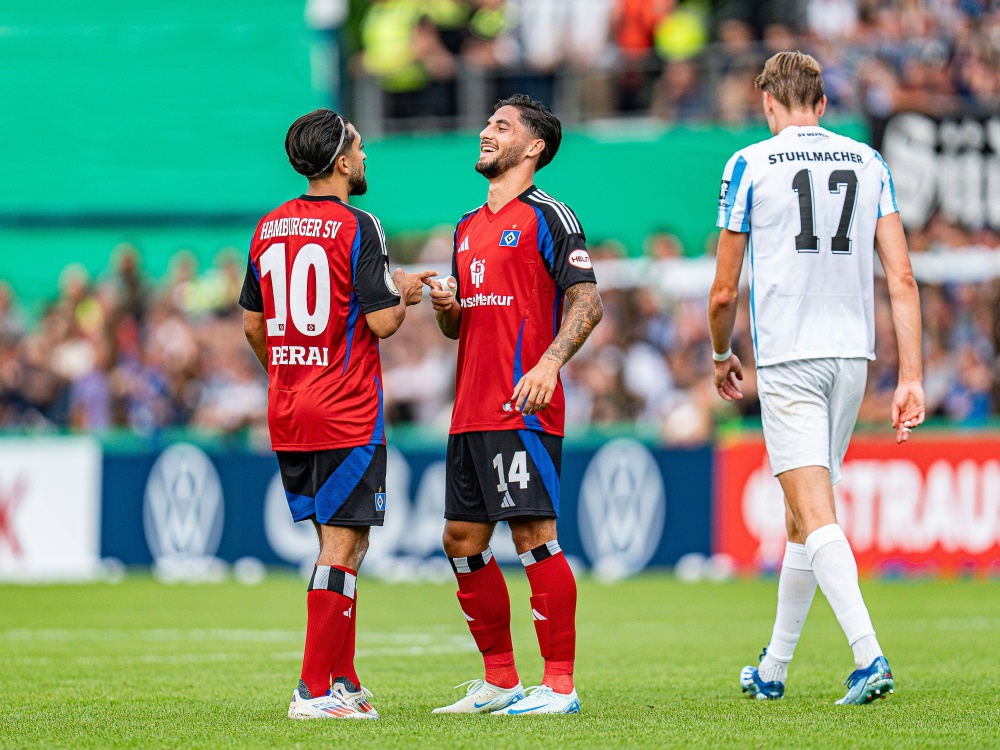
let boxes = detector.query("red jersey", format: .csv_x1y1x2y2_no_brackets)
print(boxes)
450,186,597,437
239,195,400,450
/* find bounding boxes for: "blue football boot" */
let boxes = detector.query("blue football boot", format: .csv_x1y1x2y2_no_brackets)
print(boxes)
836,655,894,705
740,646,785,700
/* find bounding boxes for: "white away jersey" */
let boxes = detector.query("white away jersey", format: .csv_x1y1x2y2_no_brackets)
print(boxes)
717,125,898,367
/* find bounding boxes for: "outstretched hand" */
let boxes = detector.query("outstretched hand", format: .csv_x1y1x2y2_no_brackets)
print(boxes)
713,354,744,402
393,268,438,306
892,380,925,444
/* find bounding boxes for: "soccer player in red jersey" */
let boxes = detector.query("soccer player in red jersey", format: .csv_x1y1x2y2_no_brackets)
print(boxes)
239,109,435,720
427,95,604,715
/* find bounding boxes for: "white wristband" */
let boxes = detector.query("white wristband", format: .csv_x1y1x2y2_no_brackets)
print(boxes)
712,348,732,362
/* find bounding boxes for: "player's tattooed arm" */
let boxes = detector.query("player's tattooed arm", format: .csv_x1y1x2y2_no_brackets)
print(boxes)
542,282,603,368
512,282,603,415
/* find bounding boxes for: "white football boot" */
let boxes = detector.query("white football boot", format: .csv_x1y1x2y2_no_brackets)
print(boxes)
432,679,526,714
330,676,380,719
287,680,374,720
491,685,580,715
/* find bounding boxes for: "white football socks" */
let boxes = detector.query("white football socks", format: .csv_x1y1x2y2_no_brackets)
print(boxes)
805,524,883,669
758,542,817,684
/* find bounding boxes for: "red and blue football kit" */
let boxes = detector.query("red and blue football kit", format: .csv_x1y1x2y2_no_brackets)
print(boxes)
240,195,398,451
240,195,399,527
445,185,597,523
444,186,593,698
450,185,596,437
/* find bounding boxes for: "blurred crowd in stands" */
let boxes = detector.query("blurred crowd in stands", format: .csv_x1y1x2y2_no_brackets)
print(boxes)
1,239,998,444
3,1,1000,442
314,0,1000,127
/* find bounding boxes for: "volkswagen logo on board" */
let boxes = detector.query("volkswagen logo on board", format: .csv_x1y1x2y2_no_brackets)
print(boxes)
578,438,666,580
143,443,225,581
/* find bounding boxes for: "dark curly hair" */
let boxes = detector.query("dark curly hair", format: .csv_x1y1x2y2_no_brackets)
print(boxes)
494,94,562,171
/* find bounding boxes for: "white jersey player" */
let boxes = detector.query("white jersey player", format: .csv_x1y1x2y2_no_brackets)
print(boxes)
708,52,925,705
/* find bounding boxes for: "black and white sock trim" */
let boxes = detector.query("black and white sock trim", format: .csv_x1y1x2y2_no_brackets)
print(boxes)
450,547,494,574
519,540,561,567
308,566,357,599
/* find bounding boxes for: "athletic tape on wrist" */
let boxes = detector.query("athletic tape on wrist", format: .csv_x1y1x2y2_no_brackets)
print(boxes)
712,348,732,362
450,547,493,574
519,540,562,567
308,565,357,599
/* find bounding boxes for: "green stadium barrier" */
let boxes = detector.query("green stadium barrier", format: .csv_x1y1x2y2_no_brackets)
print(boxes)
0,3,868,303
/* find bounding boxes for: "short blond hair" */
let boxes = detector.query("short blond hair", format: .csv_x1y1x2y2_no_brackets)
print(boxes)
754,51,825,110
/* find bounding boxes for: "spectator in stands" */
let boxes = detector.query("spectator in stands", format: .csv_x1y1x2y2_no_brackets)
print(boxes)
714,18,763,124
611,0,672,112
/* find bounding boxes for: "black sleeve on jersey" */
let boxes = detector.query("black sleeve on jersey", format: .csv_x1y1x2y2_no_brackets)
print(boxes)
353,210,401,315
534,202,598,291
451,228,461,298
238,254,264,312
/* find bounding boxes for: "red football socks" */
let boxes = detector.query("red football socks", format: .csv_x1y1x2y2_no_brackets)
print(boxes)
522,542,577,694
451,549,519,689
300,565,357,698
330,583,360,688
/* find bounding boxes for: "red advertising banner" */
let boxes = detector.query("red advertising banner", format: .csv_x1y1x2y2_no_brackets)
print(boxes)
715,433,1000,574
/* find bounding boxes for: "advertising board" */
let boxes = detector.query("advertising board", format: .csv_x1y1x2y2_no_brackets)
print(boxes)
0,437,102,581
716,434,1000,574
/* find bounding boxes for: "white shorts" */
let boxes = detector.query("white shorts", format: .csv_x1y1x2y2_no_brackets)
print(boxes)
757,357,868,485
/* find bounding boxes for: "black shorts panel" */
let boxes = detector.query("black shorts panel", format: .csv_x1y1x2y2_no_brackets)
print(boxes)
445,430,562,522
277,445,387,527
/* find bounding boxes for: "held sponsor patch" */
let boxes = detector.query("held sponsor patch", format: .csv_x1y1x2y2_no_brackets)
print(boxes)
499,229,521,247
384,263,399,295
568,249,593,269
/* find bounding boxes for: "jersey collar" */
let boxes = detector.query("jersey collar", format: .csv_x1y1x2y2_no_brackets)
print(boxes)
299,194,344,203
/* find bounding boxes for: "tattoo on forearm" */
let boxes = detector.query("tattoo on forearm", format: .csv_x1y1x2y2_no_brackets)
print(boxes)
543,283,603,367
436,308,461,340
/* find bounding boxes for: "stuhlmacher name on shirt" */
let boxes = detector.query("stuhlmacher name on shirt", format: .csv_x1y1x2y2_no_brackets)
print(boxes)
260,218,344,241
768,151,865,165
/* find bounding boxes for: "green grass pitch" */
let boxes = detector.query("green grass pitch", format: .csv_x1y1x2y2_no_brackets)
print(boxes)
1,573,998,749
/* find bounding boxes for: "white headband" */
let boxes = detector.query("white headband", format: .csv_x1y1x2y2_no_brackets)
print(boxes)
311,115,347,177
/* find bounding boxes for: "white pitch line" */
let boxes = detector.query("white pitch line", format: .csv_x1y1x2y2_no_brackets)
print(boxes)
2,642,477,668
0,628,473,645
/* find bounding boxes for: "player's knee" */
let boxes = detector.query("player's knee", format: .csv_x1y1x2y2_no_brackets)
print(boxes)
441,527,465,558
441,524,485,558
353,532,370,563
509,519,556,555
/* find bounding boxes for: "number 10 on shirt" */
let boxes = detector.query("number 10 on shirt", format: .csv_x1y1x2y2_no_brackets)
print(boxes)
259,242,332,336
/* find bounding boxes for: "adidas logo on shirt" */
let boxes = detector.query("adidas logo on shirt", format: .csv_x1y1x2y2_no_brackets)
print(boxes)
500,491,515,509
458,236,470,253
